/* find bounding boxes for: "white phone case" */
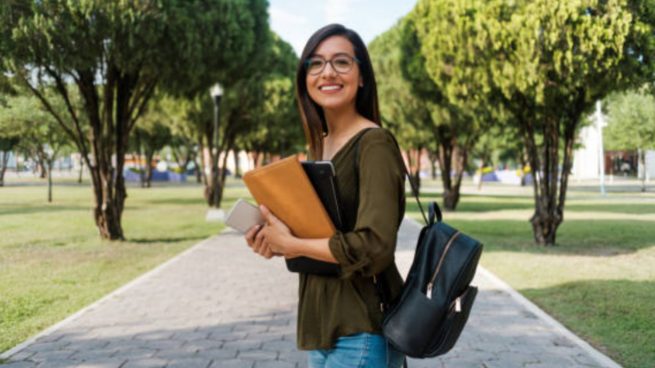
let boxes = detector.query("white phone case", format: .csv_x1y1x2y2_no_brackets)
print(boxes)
224,199,265,233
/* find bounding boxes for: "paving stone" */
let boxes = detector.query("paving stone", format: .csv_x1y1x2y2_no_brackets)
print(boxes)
253,361,296,368
120,357,168,368
0,361,38,368
222,340,262,351
28,350,75,362
195,348,238,361
236,350,278,361
0,221,621,368
165,357,212,368
74,358,128,368
208,359,254,368
6,350,36,361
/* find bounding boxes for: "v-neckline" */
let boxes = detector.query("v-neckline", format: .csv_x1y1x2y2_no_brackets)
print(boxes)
326,127,379,162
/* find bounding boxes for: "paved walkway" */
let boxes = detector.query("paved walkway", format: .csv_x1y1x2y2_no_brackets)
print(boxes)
1,219,621,368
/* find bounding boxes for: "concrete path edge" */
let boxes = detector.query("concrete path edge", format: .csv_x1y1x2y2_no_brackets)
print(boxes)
475,266,622,368
0,236,218,361
1,220,623,368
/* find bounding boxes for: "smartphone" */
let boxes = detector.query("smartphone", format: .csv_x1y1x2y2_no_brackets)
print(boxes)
224,199,265,233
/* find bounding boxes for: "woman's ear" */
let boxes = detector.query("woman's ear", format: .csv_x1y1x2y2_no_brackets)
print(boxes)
359,76,364,87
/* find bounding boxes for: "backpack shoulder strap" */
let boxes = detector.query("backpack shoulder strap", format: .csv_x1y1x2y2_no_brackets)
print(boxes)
354,128,428,225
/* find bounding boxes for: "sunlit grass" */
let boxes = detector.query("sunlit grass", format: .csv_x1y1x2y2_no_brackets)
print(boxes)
407,183,655,368
0,178,248,354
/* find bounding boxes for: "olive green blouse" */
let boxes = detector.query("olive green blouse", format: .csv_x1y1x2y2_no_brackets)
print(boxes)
297,127,406,350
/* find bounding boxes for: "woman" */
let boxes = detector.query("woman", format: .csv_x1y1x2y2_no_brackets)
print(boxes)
245,24,407,368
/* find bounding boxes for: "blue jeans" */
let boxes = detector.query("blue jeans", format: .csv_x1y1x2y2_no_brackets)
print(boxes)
308,333,405,368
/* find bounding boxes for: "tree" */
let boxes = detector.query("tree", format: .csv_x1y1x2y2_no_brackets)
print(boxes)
398,16,492,210
0,136,19,187
369,21,434,194
0,90,72,200
239,33,302,166
411,0,650,244
1,0,270,239
132,95,172,188
604,89,655,191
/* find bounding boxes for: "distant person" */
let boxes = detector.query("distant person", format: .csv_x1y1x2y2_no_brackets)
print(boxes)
244,24,406,368
620,161,630,176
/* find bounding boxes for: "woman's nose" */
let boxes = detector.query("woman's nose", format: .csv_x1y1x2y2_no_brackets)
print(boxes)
321,61,338,77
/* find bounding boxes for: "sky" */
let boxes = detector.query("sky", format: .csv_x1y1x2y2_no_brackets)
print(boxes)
269,0,417,56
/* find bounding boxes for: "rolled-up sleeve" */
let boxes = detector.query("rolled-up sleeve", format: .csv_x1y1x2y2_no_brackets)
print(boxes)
328,130,405,279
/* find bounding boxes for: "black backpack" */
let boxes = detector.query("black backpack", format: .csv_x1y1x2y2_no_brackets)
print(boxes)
382,201,483,358
353,129,483,359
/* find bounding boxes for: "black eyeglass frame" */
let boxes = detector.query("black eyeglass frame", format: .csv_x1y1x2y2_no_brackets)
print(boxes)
304,54,361,75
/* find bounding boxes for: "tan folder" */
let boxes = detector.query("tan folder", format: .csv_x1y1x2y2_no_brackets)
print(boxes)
242,155,335,238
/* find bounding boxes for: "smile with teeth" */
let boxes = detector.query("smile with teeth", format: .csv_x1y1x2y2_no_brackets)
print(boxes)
319,84,343,91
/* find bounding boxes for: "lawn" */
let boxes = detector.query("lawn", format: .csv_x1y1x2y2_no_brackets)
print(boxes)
1,177,653,368
407,181,655,368
0,178,248,354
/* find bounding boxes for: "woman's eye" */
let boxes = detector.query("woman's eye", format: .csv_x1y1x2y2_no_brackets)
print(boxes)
309,59,324,68
334,58,351,67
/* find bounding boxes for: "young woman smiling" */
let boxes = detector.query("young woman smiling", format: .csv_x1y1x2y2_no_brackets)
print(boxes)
245,24,407,368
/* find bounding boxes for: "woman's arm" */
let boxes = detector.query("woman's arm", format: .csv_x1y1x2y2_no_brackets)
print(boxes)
254,205,338,263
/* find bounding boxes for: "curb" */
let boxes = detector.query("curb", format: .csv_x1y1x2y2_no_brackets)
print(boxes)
403,215,622,368
475,266,622,368
0,235,220,360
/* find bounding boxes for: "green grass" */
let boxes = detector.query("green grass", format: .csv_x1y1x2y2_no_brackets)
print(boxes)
2,177,654,367
0,179,248,354
407,187,655,368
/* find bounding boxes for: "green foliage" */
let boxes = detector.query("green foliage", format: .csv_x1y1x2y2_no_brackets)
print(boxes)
133,94,173,155
369,21,432,151
0,0,271,237
409,0,653,242
0,89,72,159
228,32,302,156
2,0,269,95
604,88,655,151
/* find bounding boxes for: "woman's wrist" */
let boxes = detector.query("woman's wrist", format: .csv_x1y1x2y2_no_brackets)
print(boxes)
285,235,304,257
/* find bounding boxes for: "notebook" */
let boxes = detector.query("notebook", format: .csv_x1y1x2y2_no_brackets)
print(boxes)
242,155,335,238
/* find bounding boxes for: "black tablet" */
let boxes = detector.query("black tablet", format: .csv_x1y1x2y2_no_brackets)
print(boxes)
301,160,343,231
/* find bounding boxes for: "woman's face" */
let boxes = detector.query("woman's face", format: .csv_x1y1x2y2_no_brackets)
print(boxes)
305,35,362,112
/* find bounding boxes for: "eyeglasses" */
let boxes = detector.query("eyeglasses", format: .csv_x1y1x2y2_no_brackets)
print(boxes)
305,54,360,75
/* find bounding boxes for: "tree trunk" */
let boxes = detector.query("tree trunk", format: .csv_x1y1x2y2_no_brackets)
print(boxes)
37,155,47,178
193,156,202,183
0,151,8,187
47,159,53,203
477,158,485,191
639,149,646,192
78,155,84,183
203,125,222,207
413,146,422,194
134,131,146,188
519,148,528,187
253,151,263,168
198,139,208,186
233,149,242,178
144,149,154,188
435,129,461,211
525,116,562,246
429,151,438,180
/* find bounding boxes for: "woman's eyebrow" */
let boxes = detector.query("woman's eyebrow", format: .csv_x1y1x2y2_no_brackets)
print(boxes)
310,52,352,58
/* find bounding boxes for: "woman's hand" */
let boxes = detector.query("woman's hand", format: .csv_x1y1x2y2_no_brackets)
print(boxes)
245,224,276,259
259,205,299,257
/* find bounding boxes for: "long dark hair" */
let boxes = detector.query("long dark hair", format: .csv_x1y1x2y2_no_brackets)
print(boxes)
295,24,380,160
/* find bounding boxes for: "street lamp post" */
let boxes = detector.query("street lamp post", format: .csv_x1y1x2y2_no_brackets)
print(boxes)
206,83,224,222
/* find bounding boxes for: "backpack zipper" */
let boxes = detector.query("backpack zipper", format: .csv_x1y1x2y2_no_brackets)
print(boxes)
426,231,461,300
